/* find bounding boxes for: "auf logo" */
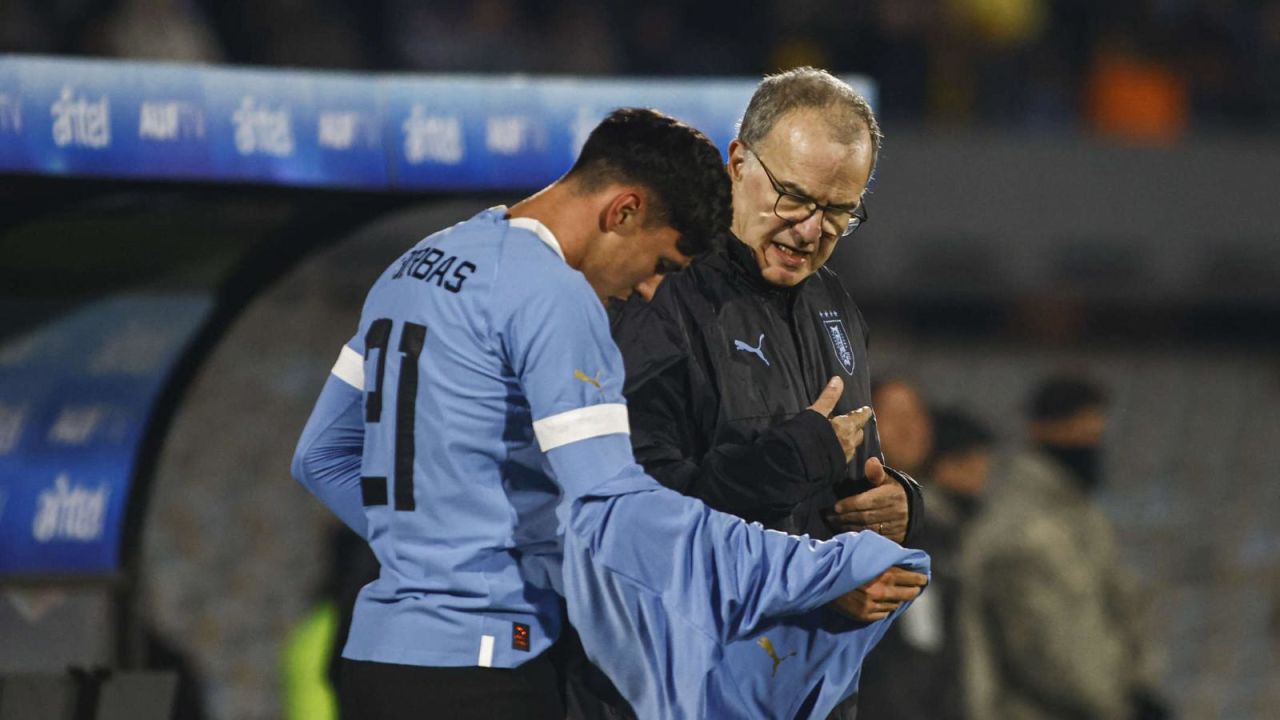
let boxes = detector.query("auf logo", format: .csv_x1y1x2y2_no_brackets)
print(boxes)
485,115,528,155
318,111,360,150
573,369,602,389
757,636,796,678
734,333,770,367
139,101,204,142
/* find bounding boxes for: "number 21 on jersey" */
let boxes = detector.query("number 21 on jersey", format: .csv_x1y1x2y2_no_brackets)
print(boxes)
361,318,426,512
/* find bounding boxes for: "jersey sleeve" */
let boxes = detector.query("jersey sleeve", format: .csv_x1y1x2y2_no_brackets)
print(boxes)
291,341,369,538
497,262,651,499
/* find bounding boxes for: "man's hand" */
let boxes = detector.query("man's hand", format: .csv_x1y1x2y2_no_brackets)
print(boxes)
808,376,874,464
828,566,928,622
824,457,910,542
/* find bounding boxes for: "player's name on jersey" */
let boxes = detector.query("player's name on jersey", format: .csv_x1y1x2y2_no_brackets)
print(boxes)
391,246,478,294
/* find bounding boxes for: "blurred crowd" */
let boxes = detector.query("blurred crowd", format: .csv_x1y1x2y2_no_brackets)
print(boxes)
856,375,1172,720
2,0,1279,136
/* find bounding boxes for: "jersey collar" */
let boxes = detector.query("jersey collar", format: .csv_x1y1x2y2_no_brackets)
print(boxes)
494,206,565,261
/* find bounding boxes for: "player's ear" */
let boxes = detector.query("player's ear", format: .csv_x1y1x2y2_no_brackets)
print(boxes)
600,188,644,235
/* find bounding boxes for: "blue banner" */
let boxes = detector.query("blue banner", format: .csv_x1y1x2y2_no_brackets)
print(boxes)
0,57,877,578
0,294,212,577
0,55,875,190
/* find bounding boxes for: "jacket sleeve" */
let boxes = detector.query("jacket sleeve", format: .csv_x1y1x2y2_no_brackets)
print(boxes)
884,464,925,544
291,345,369,539
627,355,849,524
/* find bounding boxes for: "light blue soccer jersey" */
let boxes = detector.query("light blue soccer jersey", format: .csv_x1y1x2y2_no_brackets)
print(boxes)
293,207,929,714
296,207,636,668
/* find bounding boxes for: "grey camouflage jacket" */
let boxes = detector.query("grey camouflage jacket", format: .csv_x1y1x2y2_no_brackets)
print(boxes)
958,452,1161,720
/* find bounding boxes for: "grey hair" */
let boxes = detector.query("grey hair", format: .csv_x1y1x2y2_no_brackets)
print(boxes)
737,67,883,172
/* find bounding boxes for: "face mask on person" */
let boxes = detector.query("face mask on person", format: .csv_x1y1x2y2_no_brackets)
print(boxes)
1040,443,1103,493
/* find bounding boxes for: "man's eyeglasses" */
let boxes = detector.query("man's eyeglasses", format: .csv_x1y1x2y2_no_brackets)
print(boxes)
750,149,868,238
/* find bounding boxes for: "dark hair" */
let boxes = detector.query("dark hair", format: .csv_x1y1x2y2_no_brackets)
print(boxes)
1029,375,1108,422
566,107,730,256
929,408,995,462
738,67,883,176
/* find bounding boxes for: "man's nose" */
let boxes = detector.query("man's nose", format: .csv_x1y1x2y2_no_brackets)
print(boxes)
792,211,824,244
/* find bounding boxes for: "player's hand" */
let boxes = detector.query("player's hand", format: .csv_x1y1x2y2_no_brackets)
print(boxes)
828,566,928,622
808,376,873,464
824,457,909,542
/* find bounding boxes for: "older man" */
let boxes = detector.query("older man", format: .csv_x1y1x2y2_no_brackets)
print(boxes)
600,67,927,718
615,67,921,544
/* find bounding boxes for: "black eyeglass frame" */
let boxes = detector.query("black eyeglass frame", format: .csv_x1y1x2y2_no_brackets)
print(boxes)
749,148,869,238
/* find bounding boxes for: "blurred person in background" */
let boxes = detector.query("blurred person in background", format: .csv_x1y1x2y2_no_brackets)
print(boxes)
859,404,996,720
868,378,934,479
589,67,927,720
958,375,1170,720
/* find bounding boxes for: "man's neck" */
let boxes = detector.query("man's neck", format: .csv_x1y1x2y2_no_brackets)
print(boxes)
507,182,590,268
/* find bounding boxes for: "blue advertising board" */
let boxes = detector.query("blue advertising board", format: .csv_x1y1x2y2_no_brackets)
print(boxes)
0,295,212,576
0,56,875,577
0,55,875,190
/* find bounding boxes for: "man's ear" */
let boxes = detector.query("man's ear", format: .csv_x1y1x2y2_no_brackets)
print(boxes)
600,189,644,234
726,139,748,182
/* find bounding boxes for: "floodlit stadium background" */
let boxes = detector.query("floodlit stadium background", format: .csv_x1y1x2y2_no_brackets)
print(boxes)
2,2,1279,719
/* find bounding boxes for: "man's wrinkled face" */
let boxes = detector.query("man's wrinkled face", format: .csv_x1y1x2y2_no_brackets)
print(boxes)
729,109,874,287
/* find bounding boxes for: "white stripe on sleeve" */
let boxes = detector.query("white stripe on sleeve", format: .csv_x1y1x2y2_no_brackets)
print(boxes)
478,635,495,667
532,403,630,451
331,345,365,389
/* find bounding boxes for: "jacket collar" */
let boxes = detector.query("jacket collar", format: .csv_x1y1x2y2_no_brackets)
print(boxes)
720,231,804,297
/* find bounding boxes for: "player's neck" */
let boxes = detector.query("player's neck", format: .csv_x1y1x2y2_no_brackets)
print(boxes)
507,182,593,270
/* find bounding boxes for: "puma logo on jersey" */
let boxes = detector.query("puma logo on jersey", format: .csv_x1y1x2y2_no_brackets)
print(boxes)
734,333,770,367
573,369,602,389
757,636,796,677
